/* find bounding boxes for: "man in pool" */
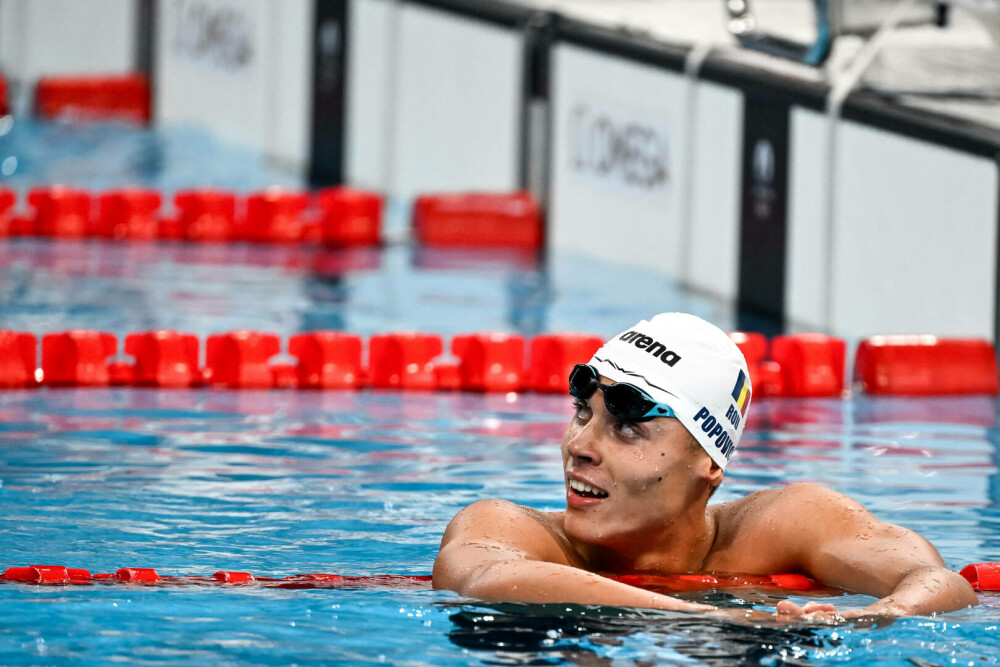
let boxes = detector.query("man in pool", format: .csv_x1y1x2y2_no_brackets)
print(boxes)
433,313,978,621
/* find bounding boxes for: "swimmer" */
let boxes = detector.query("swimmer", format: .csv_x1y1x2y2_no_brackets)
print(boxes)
433,313,978,622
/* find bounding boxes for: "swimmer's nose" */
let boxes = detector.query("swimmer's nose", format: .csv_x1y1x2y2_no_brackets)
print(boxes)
566,421,603,466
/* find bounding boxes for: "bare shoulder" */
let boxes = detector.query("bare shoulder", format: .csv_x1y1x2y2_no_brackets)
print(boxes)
439,499,576,564
442,499,559,536
707,483,875,572
715,482,864,525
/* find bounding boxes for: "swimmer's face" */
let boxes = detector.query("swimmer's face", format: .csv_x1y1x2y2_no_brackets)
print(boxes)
560,376,718,549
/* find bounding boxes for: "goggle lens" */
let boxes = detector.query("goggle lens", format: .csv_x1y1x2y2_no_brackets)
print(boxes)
568,364,675,422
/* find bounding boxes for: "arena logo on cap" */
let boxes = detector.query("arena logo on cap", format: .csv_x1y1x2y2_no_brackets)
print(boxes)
617,331,682,366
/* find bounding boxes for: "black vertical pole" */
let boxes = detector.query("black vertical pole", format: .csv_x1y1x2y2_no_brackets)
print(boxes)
519,11,557,253
736,93,791,336
136,0,155,76
309,0,350,187
137,0,156,121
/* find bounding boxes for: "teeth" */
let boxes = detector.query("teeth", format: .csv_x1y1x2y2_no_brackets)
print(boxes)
569,478,608,497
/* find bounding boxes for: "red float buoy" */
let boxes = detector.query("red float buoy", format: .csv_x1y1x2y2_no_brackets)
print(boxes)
98,188,162,240
451,333,525,393
528,334,604,394
288,332,363,389
174,189,237,242
413,191,542,248
41,331,117,387
854,336,999,396
368,333,443,390
317,187,382,247
0,331,38,388
204,331,281,389
770,334,846,398
28,186,92,238
245,188,309,243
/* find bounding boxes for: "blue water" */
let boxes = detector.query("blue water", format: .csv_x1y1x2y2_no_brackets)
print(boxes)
2,118,1000,665
3,387,1000,665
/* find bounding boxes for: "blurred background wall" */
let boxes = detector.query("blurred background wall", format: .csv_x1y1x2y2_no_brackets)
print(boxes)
1,0,998,341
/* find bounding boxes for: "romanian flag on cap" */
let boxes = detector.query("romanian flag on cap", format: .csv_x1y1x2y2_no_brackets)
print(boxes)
731,369,751,417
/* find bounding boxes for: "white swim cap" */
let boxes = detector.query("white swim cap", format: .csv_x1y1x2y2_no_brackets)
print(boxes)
588,313,751,469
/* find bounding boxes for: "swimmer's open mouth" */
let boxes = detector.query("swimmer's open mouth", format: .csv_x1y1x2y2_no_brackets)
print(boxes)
568,478,608,499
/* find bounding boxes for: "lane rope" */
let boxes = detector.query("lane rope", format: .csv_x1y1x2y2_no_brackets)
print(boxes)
4,564,998,592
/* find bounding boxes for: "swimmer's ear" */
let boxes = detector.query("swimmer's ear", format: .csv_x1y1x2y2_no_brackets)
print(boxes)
706,459,724,489
696,455,723,491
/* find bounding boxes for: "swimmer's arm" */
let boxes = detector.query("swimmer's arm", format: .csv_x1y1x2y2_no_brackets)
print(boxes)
432,499,710,612
778,484,978,618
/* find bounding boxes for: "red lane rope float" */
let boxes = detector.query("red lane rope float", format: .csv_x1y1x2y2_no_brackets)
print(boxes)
245,189,311,244
770,334,847,398
319,187,382,247
854,336,999,396
0,566,818,592
126,331,201,388
0,566,432,590
369,333,444,391
41,331,117,387
960,563,1000,591
0,185,387,246
289,332,364,389
34,74,151,124
6,564,999,593
174,189,238,242
528,334,604,394
0,331,37,388
29,186,91,238
0,187,15,236
2,329,997,397
413,192,542,248
204,331,281,389
98,188,163,240
614,573,827,593
0,186,548,250
452,333,525,393
0,73,8,116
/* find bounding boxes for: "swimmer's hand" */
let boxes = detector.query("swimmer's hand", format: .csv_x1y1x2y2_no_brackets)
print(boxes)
706,601,885,627
774,600,891,626
775,599,847,624
775,599,840,619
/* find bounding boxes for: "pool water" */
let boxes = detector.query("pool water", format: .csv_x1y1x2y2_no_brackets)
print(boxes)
2,119,1000,665
2,385,999,665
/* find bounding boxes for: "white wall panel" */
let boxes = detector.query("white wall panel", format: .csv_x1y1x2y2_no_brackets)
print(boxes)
156,0,269,153
831,123,999,338
0,0,136,81
345,0,395,189
155,0,312,174
686,81,743,300
786,107,828,329
390,4,521,199
549,44,686,275
265,0,314,171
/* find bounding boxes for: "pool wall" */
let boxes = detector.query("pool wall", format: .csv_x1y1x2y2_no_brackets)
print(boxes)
2,0,1000,343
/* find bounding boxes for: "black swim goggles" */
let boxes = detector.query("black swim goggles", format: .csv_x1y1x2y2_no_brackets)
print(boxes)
568,363,676,422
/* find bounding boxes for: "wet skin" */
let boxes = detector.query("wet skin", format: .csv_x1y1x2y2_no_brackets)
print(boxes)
433,378,979,622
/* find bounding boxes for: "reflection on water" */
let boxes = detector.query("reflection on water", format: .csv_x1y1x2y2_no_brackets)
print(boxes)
445,603,830,666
